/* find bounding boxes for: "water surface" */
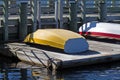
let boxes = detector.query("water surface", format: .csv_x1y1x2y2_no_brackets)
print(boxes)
1,60,120,80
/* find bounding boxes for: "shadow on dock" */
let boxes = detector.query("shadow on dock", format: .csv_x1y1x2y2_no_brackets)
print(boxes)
85,36,120,44
26,43,101,56
27,43,65,53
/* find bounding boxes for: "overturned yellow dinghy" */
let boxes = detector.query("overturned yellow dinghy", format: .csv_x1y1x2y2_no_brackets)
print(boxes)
24,29,89,53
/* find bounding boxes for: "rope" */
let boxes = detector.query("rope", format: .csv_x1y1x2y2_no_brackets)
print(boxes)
15,48,36,66
41,51,58,67
31,50,62,70
31,50,47,68
13,46,63,70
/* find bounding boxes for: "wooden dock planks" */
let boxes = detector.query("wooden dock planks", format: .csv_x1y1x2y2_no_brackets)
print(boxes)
0,40,120,69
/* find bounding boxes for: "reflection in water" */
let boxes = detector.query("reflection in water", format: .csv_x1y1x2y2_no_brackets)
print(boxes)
0,62,57,80
46,61,120,80
0,68,33,80
0,58,120,80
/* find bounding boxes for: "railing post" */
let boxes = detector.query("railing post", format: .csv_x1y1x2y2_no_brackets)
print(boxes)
19,2,28,40
37,0,41,29
58,0,63,28
3,0,9,41
81,0,86,23
98,0,107,22
55,0,58,28
69,0,77,32
31,0,37,32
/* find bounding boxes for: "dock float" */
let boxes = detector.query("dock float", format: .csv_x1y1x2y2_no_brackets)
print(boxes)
4,40,120,70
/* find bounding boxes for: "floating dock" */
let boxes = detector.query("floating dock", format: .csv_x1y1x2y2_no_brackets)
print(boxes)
0,0,120,70
1,40,120,70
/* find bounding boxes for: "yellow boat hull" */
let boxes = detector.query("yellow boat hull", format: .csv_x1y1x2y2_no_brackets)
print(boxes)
24,29,89,53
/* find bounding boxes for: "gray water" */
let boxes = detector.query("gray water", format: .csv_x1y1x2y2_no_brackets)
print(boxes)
0,61,120,80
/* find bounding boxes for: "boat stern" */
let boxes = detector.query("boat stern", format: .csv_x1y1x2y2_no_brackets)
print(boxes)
64,38,89,53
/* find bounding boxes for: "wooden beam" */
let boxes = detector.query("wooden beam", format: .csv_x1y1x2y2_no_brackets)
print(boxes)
55,0,58,28
98,1,107,22
69,0,77,32
37,1,41,29
58,0,63,28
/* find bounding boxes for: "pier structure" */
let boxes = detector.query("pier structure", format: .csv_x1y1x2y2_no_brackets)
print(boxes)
0,0,120,41
0,0,120,70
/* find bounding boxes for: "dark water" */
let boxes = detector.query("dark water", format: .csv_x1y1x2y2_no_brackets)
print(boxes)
57,62,120,80
0,60,120,80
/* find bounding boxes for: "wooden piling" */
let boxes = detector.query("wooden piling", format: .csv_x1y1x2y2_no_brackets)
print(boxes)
55,0,58,28
69,0,77,32
37,1,41,29
3,0,9,41
98,1,107,22
58,0,63,28
19,2,28,40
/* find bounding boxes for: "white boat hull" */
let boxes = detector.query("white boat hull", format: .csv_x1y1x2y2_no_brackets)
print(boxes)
79,21,120,40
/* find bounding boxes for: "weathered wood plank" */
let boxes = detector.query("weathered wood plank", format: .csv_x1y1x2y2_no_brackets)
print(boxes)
1,40,119,69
